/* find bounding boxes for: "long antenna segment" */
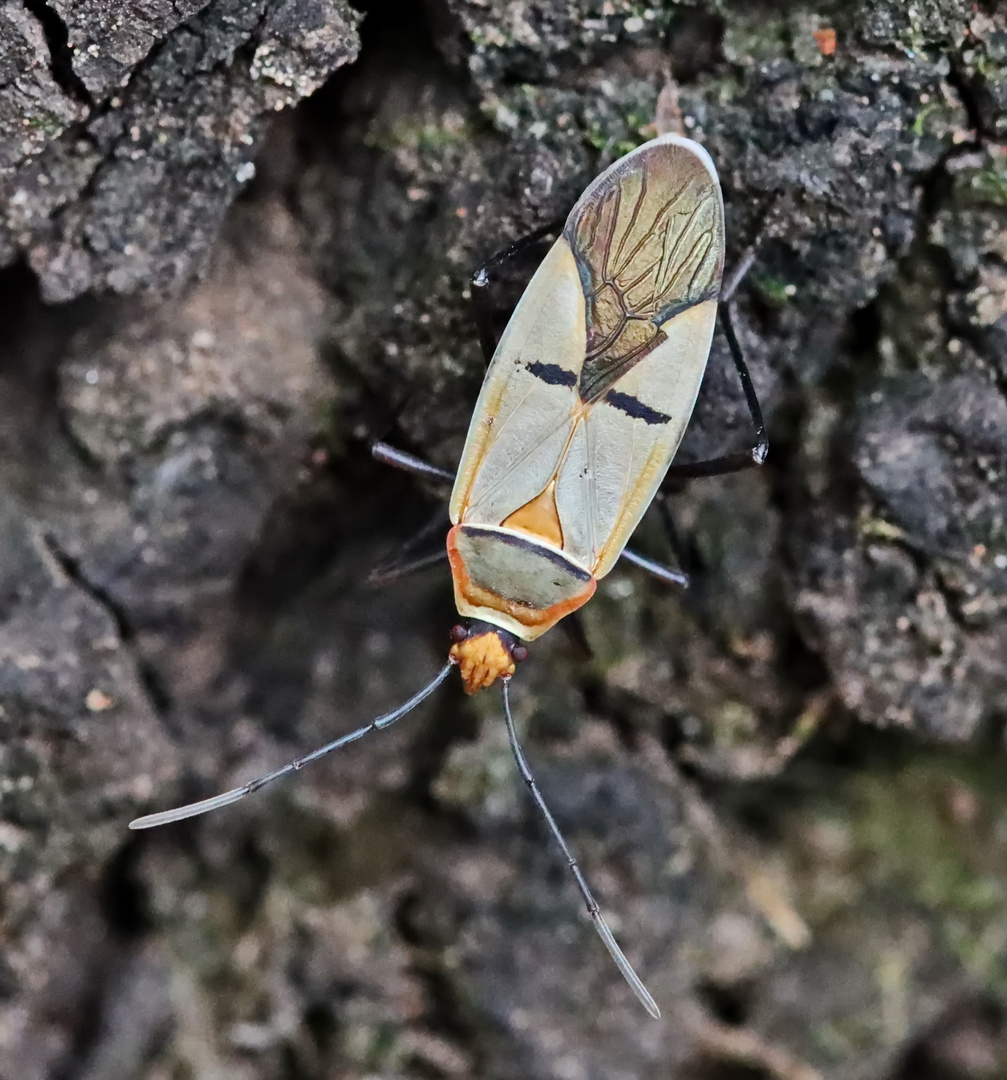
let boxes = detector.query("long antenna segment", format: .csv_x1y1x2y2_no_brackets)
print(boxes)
501,679,660,1019
129,662,453,830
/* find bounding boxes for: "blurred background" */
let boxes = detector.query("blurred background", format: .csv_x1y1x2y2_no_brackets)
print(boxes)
0,0,1006,1077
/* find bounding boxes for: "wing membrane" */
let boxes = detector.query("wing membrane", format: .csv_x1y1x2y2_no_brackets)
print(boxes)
568,137,724,404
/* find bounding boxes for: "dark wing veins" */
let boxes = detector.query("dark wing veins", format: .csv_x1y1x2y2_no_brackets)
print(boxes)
565,144,723,406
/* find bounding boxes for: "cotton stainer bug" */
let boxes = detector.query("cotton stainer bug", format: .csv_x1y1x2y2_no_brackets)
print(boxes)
130,133,768,1020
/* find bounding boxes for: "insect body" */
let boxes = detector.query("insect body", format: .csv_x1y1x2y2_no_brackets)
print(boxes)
131,134,764,1022
448,133,724,691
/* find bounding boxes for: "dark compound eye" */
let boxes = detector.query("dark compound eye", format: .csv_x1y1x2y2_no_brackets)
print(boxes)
449,624,468,643
511,644,529,662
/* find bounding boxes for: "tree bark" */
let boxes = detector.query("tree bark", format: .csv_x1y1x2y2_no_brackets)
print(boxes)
0,1,1005,1077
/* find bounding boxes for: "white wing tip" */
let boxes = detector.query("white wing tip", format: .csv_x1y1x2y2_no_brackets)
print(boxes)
643,131,720,183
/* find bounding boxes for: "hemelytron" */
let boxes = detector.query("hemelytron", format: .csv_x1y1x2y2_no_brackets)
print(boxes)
131,134,768,1019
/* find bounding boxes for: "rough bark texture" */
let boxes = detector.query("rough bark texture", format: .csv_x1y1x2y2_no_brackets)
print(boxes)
1,1,1006,1078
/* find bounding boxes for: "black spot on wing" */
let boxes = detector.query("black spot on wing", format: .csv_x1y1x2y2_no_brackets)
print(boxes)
527,361,577,387
603,390,671,425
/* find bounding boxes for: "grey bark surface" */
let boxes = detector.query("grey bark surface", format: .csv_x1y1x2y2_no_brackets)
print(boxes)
1,1,1006,1078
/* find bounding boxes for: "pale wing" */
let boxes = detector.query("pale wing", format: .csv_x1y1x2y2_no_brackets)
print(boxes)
449,238,586,530
452,134,724,577
556,135,725,574
561,299,720,576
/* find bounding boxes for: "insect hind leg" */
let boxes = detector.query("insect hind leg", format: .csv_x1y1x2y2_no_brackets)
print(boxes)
660,302,768,482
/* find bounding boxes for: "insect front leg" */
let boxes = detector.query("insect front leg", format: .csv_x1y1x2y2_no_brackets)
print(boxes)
470,220,565,363
661,303,768,482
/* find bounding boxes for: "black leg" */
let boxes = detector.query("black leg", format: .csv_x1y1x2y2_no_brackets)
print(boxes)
370,444,453,584
373,441,692,589
369,536,451,588
661,303,768,483
471,220,565,364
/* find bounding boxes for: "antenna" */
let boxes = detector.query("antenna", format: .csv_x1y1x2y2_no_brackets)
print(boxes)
501,680,660,1019
130,662,454,829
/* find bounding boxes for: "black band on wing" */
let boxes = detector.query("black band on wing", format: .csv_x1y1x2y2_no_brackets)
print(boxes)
527,362,578,387
603,390,671,425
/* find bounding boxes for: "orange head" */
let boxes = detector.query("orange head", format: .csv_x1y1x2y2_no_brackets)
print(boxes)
449,621,529,694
